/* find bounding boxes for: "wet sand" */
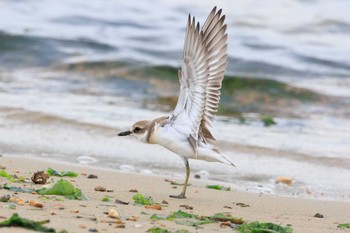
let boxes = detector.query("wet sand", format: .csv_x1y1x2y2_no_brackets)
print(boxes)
0,155,349,233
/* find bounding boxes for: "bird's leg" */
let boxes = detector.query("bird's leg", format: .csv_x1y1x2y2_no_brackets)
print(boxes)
170,159,190,199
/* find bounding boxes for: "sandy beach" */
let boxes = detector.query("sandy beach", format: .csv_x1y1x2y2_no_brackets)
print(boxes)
0,155,349,233
1,1,350,233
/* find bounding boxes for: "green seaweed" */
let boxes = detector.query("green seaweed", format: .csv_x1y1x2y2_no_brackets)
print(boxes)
142,65,319,101
0,169,25,182
169,210,195,219
133,193,155,205
63,61,328,120
151,210,195,221
151,210,243,227
237,221,292,233
37,179,86,200
102,196,110,202
0,195,10,202
3,183,36,193
221,76,318,101
261,115,277,127
239,115,247,124
174,230,189,233
143,65,178,80
338,223,350,229
46,167,78,177
147,227,171,233
0,169,12,178
3,203,16,209
206,185,231,191
0,213,55,232
39,196,65,202
150,215,167,220
209,213,244,224
175,219,213,227
65,60,129,71
62,62,327,119
147,227,189,233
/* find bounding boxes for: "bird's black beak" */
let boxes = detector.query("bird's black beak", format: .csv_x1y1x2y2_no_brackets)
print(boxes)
118,130,132,136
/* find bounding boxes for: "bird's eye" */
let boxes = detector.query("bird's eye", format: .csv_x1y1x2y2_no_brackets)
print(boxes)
134,127,141,133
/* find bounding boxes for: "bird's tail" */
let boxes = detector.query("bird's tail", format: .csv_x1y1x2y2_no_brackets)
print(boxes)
216,150,236,167
199,147,235,167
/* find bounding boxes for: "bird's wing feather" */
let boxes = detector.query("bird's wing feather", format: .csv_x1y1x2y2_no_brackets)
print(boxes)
169,7,227,153
200,8,228,134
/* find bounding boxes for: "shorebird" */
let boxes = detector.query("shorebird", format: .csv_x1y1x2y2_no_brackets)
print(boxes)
118,7,234,199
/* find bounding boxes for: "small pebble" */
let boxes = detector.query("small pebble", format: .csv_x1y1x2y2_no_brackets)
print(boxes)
87,174,98,179
94,186,106,192
305,188,312,195
89,229,98,232
314,213,324,218
164,179,176,183
29,200,43,208
235,202,250,207
76,216,97,221
108,209,120,219
162,200,169,205
127,216,138,221
115,199,129,205
15,198,25,205
220,221,232,228
129,189,138,193
145,205,162,210
115,224,125,228
134,224,143,228
116,219,124,224
275,176,293,185
179,204,193,210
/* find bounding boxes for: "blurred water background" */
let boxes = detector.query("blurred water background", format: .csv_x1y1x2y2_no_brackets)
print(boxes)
0,0,349,200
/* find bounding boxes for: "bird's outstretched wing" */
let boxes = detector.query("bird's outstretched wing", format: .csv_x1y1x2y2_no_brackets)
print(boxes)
169,7,228,153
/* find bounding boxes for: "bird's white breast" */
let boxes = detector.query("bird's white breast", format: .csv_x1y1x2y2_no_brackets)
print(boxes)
149,124,194,159
148,123,231,165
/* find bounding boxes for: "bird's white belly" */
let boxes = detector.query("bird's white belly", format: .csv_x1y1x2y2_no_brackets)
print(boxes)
149,126,195,159
149,125,225,164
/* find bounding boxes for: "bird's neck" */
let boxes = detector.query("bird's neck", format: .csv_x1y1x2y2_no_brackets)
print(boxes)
147,116,168,144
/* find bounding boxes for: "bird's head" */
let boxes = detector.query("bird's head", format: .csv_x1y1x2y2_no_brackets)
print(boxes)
118,120,151,143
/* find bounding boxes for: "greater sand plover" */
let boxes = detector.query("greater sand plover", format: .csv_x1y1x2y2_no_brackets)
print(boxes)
118,7,234,199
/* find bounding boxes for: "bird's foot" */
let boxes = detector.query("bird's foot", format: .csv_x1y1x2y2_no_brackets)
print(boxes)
169,193,186,199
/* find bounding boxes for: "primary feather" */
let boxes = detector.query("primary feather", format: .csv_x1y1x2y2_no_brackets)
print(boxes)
171,7,228,152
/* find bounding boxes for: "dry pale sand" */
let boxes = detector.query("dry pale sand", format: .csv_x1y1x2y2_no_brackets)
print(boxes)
0,155,349,233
